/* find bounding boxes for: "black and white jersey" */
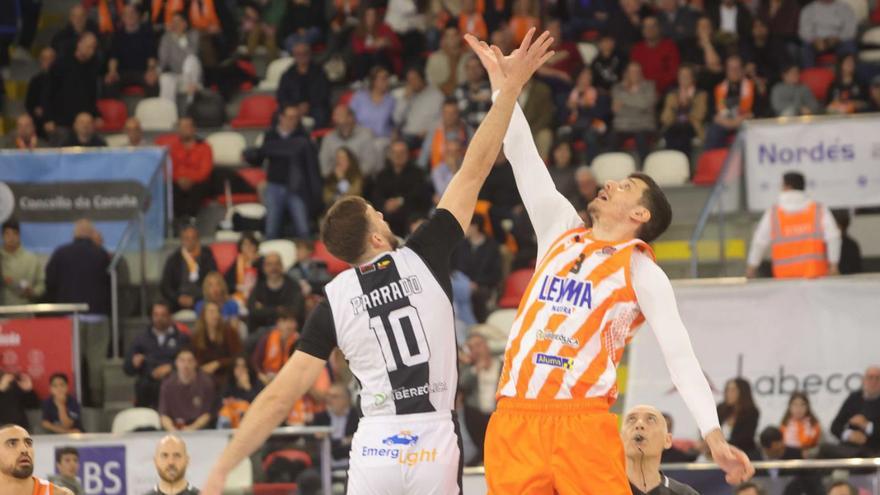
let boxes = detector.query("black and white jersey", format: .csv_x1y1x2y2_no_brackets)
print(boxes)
298,209,464,416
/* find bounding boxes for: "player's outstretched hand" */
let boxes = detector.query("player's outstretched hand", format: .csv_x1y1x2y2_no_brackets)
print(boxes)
709,439,755,485
201,468,227,495
464,27,554,93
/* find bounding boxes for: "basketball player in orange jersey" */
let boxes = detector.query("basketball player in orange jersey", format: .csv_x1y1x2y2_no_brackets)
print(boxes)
0,424,74,495
465,38,756,494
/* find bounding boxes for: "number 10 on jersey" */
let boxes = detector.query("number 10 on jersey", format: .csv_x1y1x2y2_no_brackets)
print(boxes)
369,306,431,372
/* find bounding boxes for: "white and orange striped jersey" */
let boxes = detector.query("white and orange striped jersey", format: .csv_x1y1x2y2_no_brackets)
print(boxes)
31,477,58,495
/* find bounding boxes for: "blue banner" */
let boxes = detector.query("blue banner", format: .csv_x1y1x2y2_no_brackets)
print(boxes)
0,148,167,253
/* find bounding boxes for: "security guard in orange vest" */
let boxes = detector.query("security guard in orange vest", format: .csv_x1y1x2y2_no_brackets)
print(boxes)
746,172,840,279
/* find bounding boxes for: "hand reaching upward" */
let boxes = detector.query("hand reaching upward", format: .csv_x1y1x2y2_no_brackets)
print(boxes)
464,27,555,94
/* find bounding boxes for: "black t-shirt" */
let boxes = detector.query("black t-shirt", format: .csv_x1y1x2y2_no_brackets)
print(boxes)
144,483,200,495
630,474,699,495
297,209,464,361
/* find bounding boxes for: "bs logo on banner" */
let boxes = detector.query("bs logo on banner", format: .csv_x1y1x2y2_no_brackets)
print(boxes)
61,445,126,495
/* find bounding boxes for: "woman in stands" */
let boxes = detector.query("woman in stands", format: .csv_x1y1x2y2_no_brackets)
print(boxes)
780,391,822,454
827,54,868,114
197,272,244,337
717,378,761,458
217,356,263,429
322,147,364,206
193,302,243,388
224,232,263,311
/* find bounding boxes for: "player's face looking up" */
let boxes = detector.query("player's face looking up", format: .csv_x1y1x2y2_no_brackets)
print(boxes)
588,177,652,228
0,425,34,479
365,204,399,252
621,406,672,458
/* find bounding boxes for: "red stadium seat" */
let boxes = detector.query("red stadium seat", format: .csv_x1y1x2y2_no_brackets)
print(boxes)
338,90,354,106
153,133,178,148
121,85,145,96
96,99,128,132
236,167,267,189
498,268,535,309
252,484,297,495
692,148,729,186
800,67,835,102
209,242,238,275
313,240,349,276
231,94,278,129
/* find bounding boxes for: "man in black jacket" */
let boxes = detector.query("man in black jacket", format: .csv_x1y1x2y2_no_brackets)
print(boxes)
243,104,321,240
276,42,330,128
61,113,107,147
369,140,432,237
159,225,218,312
310,384,359,469
0,371,39,431
123,301,191,409
43,31,101,137
246,252,304,331
826,366,880,458
45,219,110,316
24,47,55,138
454,216,502,323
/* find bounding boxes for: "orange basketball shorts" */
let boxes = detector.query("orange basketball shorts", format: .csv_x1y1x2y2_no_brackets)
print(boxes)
484,397,632,495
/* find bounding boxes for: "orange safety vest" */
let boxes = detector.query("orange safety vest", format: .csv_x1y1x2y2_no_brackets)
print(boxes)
97,0,125,33
151,0,184,26
714,78,755,116
262,328,298,374
189,0,220,32
429,125,467,170
770,201,829,279
218,397,251,428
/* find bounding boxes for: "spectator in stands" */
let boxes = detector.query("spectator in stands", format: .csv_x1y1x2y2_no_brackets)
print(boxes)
427,26,468,96
657,0,699,44
323,147,364,205
124,117,145,147
454,216,502,323
863,76,880,113
567,68,611,163
50,5,99,59
350,66,396,139
630,16,681,95
247,252,305,331
0,370,38,431
217,356,263,429
49,447,83,495
718,377,760,458
277,42,331,129
431,139,464,200
160,224,218,312
5,114,45,150
195,272,241,328
169,116,213,221
757,426,823,493
124,301,191,409
458,0,488,40
741,20,788,95
158,13,202,103
781,391,822,452
277,0,325,51
709,0,753,46
746,171,840,278
351,7,402,79
146,435,198,495
455,55,492,129
105,5,159,98
827,55,867,115
419,98,472,169
757,0,800,49
184,0,223,69
224,232,263,306
705,55,754,149
605,0,645,52
520,79,556,160
288,240,331,297
311,384,359,469
24,47,54,137
40,373,83,434
735,482,767,495
509,0,540,45
370,140,432,236
757,426,802,462
192,301,243,385
319,105,381,178
393,65,444,149
591,34,625,92
611,62,657,162
833,210,862,275
572,165,600,221
660,65,707,157
43,32,100,138
548,140,578,202
827,482,858,495
251,307,299,384
239,1,281,60
536,18,583,116
827,366,880,457
62,112,107,147
243,104,320,240
1,219,44,305
45,219,111,316
459,332,502,466
159,348,214,431
622,405,700,495
771,65,820,117
799,0,857,68
682,16,724,90
660,412,700,462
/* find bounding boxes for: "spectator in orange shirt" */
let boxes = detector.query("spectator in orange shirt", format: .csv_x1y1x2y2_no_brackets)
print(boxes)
780,392,822,452
251,307,300,385
508,0,539,45
170,116,213,220
459,0,488,40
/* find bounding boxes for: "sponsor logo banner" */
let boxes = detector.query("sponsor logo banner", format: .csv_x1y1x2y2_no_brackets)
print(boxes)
72,446,126,495
534,353,575,370
360,431,439,467
0,318,74,399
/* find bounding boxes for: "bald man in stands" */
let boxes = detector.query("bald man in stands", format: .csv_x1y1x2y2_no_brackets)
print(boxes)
45,219,111,316
0,424,74,495
146,435,199,495
622,405,699,495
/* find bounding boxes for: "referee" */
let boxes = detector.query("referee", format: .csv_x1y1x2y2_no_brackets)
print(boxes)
623,405,699,495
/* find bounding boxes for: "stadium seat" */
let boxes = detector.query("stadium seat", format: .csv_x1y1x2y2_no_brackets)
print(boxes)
225,457,253,491
864,26,880,46
231,94,278,129
252,483,298,495
153,133,178,148
104,133,129,148
313,240,349,276
840,0,868,23
643,150,690,186
215,230,242,242
226,202,267,227
210,242,239,275
135,97,178,131
259,239,297,271
111,408,161,433
590,152,637,184
257,56,294,91
206,131,247,167
486,308,518,336
96,99,128,132
237,167,267,189
800,67,835,102
576,42,599,64
498,268,535,309
692,148,729,186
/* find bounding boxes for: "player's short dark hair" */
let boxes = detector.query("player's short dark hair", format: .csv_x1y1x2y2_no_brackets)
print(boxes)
174,346,195,360
783,171,806,191
630,172,672,244
827,481,857,495
321,196,370,264
2,219,20,233
735,482,767,495
759,426,783,448
55,446,79,464
237,231,260,252
49,373,68,385
151,300,172,313
276,306,297,322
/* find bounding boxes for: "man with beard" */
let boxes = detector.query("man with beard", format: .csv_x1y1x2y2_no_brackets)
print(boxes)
0,424,73,495
146,435,199,495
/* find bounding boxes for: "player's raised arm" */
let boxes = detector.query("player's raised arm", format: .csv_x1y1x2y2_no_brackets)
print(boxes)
468,40,582,259
437,28,555,232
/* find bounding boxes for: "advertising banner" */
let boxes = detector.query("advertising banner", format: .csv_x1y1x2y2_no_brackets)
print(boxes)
744,116,880,211
0,317,75,399
0,148,167,253
624,276,880,440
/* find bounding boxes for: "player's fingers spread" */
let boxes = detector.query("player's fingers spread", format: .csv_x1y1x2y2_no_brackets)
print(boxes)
531,31,551,53
519,27,536,51
536,51,555,67
490,45,506,65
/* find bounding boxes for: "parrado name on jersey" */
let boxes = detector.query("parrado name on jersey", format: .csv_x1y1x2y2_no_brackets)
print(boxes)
350,275,423,315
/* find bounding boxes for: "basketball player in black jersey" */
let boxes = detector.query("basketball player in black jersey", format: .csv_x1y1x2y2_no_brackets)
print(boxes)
201,29,556,495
